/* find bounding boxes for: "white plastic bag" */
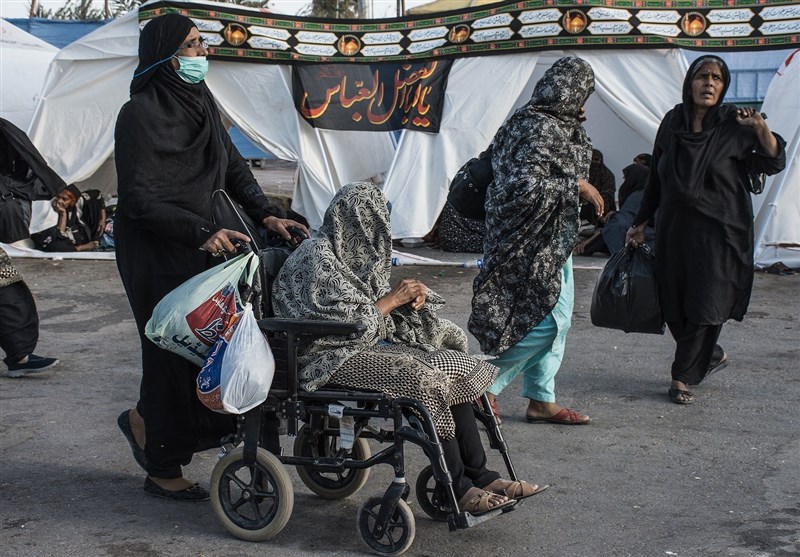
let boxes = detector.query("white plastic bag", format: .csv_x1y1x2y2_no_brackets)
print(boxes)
145,252,257,366
196,304,275,414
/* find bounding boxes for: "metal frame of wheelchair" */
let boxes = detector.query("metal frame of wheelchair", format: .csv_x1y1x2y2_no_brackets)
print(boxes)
207,316,522,556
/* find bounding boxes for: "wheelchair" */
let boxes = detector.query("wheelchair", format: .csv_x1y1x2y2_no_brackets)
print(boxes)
208,246,522,556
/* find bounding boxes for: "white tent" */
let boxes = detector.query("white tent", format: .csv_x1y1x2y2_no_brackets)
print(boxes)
752,50,800,270
0,18,58,130
26,0,688,238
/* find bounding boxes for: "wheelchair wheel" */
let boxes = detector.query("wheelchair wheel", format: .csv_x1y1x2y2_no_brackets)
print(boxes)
293,423,371,499
357,496,416,556
414,465,450,522
210,446,294,541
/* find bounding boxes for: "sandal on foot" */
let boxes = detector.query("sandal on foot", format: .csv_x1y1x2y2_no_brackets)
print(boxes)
668,387,695,405
459,490,516,516
526,408,590,425
486,479,549,500
501,481,549,500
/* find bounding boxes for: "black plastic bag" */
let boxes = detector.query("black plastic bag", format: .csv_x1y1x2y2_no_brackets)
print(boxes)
591,245,665,334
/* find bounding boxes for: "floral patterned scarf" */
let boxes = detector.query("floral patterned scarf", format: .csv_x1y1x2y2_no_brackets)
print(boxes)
469,56,595,356
273,181,467,391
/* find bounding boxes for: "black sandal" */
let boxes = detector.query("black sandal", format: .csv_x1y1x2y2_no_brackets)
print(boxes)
668,387,695,405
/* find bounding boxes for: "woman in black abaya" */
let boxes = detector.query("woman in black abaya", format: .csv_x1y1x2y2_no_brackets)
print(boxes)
627,55,785,405
114,14,307,500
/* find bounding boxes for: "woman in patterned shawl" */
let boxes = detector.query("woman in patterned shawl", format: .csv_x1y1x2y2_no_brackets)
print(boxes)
469,56,603,425
274,181,545,514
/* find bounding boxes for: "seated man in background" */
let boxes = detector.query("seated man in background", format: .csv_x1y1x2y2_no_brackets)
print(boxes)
31,185,106,252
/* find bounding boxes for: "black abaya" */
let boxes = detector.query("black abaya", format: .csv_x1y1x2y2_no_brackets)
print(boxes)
634,59,785,326
114,14,283,478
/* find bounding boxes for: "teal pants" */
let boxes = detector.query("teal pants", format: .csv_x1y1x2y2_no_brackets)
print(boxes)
487,257,574,403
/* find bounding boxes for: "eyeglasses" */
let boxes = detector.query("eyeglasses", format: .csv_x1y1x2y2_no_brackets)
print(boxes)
178,37,208,50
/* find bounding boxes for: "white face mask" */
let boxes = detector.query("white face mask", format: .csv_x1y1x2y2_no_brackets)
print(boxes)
174,55,209,83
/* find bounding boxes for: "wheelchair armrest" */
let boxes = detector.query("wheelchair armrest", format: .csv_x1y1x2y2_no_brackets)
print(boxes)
258,317,366,339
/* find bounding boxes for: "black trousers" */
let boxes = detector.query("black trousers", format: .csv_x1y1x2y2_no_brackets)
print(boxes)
667,320,724,386
441,402,500,500
115,216,234,479
0,281,39,365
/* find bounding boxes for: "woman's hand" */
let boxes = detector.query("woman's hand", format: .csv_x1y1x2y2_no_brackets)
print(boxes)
579,178,604,217
625,223,647,248
263,216,310,246
736,107,780,158
201,228,251,257
375,278,428,315
75,240,99,252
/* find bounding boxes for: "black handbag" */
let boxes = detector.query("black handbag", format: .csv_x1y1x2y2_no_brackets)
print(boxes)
446,145,493,220
591,245,665,335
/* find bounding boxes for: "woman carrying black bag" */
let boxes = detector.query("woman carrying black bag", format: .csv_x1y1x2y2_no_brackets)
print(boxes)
626,55,785,405
113,14,307,501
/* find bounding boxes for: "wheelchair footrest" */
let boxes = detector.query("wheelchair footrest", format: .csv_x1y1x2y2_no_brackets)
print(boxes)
447,502,517,532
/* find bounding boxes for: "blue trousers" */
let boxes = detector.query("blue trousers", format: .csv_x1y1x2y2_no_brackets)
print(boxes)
487,257,573,403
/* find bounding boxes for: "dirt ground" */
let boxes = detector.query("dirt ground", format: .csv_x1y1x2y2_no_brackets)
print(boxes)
1,255,798,557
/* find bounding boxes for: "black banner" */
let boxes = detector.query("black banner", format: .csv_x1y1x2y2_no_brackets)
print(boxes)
292,60,453,132
139,1,800,64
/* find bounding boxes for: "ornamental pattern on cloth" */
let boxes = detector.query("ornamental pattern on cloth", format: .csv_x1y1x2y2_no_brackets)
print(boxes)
0,247,23,288
332,344,496,440
469,56,594,356
273,181,475,392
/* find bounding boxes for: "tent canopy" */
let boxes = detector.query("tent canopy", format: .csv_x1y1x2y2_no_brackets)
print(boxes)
752,50,800,270
27,0,787,242
0,19,58,130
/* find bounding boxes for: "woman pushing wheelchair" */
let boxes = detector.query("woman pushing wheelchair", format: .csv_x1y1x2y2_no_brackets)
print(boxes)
273,181,545,515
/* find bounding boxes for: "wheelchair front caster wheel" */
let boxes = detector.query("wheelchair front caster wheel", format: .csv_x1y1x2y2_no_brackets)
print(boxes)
414,465,450,522
293,423,371,499
210,446,294,541
356,496,415,556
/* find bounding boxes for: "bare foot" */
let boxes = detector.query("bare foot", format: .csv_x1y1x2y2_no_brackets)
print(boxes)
128,408,146,450
525,400,590,424
148,476,196,492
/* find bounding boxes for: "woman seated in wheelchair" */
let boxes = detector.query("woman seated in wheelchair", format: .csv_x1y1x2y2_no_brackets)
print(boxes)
273,181,544,515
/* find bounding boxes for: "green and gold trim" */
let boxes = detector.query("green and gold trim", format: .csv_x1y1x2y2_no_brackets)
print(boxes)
139,0,800,63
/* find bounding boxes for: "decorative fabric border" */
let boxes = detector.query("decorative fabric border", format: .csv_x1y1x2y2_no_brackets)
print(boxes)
139,0,800,63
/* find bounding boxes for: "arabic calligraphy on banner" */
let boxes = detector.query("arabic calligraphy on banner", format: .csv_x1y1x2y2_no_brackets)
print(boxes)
292,60,453,132
139,0,800,64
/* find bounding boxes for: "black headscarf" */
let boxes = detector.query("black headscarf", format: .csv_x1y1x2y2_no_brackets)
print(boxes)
0,117,66,199
664,55,735,205
115,14,231,247
617,163,649,208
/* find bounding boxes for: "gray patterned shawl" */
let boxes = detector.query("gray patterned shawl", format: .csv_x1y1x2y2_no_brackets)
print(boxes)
273,181,467,391
469,56,595,356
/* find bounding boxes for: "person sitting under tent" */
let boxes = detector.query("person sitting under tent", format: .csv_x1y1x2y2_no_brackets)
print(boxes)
30,184,105,252
0,118,66,244
573,162,655,256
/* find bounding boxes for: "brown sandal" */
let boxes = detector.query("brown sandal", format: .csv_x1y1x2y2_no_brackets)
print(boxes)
499,480,549,500
459,490,516,516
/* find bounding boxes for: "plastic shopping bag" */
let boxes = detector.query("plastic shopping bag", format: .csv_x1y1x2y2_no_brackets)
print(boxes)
145,252,258,365
590,245,665,335
196,304,275,414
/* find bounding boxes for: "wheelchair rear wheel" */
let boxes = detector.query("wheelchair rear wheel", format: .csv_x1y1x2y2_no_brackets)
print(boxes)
357,496,415,556
414,465,450,522
293,422,371,499
210,446,294,541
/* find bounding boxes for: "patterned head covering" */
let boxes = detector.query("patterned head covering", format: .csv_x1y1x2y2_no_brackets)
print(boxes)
318,181,392,298
469,56,595,356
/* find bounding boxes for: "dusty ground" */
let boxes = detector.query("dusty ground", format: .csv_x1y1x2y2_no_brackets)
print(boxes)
1,254,798,557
